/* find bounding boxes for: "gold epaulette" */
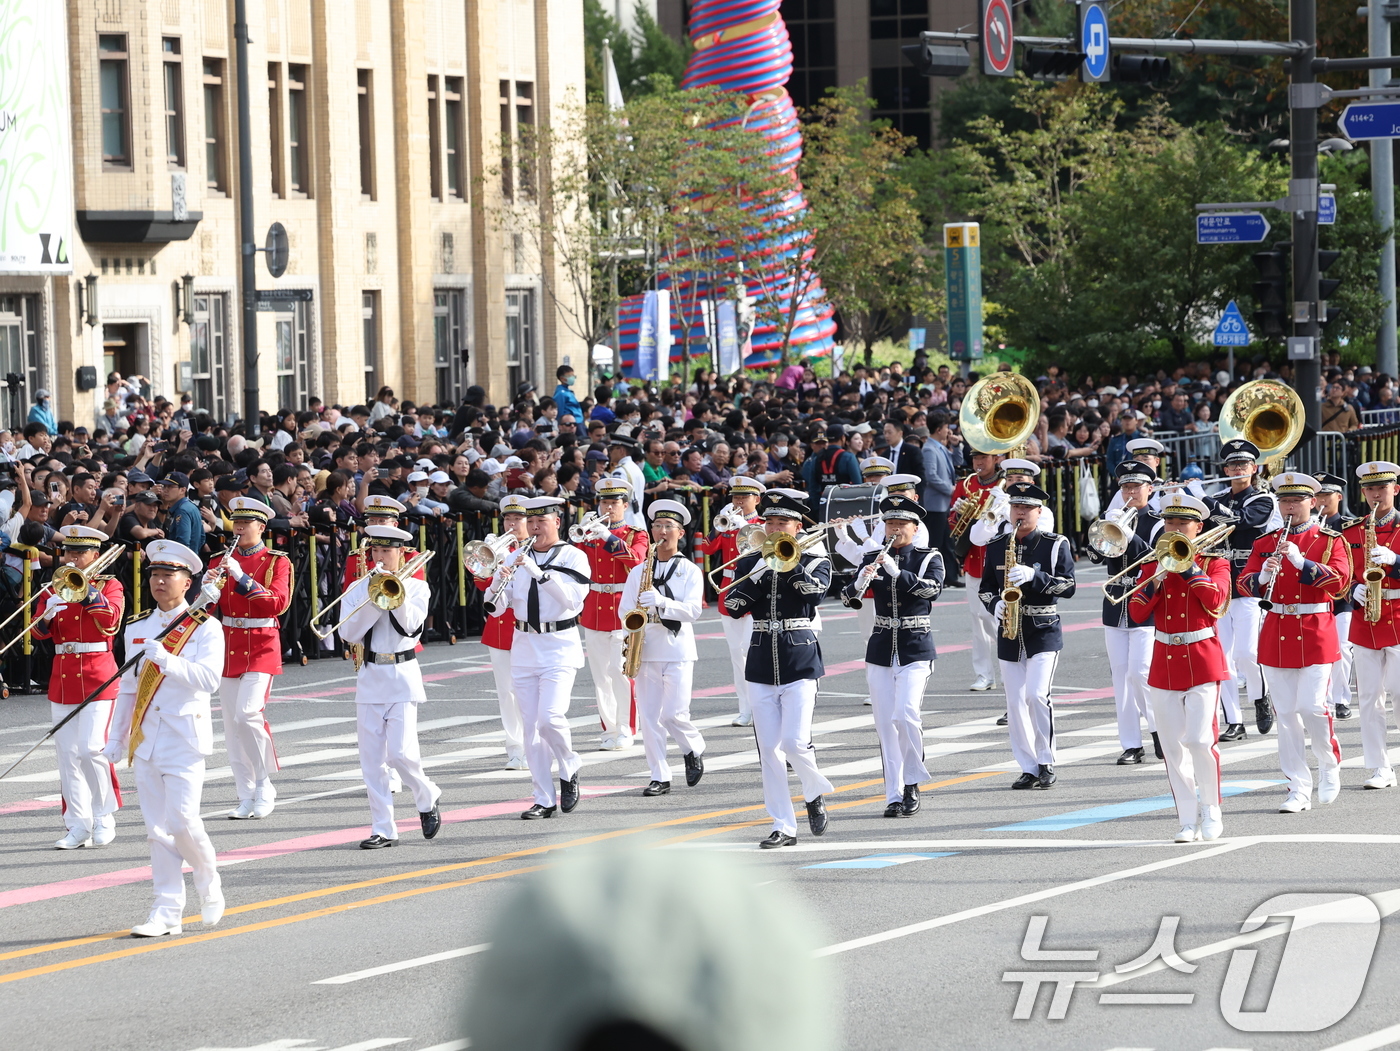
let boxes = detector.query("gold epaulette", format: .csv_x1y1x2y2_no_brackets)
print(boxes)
1319,525,1343,538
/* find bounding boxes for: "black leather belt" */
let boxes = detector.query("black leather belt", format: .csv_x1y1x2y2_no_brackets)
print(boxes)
364,649,417,666
514,616,580,634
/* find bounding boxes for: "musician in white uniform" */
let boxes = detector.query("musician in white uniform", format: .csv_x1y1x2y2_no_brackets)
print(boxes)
619,499,707,797
103,540,226,937
487,495,592,819
338,525,442,849
702,476,765,727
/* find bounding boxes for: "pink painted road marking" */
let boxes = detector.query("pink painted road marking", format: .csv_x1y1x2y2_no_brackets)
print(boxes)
0,799,62,816
0,786,633,911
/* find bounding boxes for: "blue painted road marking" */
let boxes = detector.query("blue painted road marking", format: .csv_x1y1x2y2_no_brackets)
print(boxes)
804,852,958,870
986,780,1285,832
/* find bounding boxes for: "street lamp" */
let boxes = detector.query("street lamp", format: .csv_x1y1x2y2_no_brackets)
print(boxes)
77,274,98,327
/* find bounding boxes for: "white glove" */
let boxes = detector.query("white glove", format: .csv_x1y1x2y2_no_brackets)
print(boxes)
517,555,543,579
1281,541,1304,569
143,638,169,668
199,581,223,607
638,590,659,609
101,739,124,765
880,553,899,578
855,563,879,589
1258,561,1276,585
1372,546,1398,566
39,600,67,623
748,562,769,584
1007,564,1034,587
1354,583,1370,604
993,599,1006,621
224,557,248,584
952,497,969,515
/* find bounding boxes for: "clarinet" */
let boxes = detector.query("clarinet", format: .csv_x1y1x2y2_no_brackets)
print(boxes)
1257,525,1291,613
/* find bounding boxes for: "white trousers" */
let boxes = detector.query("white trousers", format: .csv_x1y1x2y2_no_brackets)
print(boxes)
1351,644,1400,770
856,603,876,695
50,700,119,834
134,733,220,927
1218,596,1263,721
220,673,277,804
489,646,524,760
720,614,753,717
1149,683,1222,827
1268,664,1340,797
966,574,998,683
636,660,706,782
750,679,834,836
357,701,440,839
584,626,633,737
866,661,933,802
1001,652,1058,773
1330,611,1354,707
1104,626,1155,749
514,663,582,807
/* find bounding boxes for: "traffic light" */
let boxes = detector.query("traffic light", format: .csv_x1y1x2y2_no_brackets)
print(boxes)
1023,48,1086,81
901,42,971,78
1113,54,1171,83
1252,242,1291,340
1318,249,1341,300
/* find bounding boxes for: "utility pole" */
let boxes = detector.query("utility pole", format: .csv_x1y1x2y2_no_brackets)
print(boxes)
1289,0,1322,430
1371,0,1398,378
234,0,260,436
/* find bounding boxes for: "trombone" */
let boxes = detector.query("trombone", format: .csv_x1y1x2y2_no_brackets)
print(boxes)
724,529,829,590
311,549,434,639
0,544,126,658
1104,523,1235,606
705,523,767,588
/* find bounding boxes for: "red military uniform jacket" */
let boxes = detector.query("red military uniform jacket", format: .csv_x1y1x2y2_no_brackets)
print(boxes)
475,576,515,650
698,513,760,616
949,473,1001,579
1238,522,1349,668
32,577,125,704
1342,509,1400,650
209,543,292,677
1129,554,1231,690
578,524,649,631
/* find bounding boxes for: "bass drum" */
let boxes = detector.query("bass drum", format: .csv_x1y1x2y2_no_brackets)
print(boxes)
820,482,882,525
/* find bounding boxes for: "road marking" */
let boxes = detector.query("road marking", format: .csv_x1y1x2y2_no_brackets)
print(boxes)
804,852,956,870
1318,1021,1400,1051
814,841,1250,956
986,781,1285,832
966,741,1128,773
322,1041,409,1051
313,943,491,984
417,1041,470,1051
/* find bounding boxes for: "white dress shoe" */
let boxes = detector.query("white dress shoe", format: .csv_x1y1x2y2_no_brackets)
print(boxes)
1279,793,1312,813
201,896,225,926
731,712,753,727
228,800,257,820
1199,805,1223,841
252,799,275,819
1174,825,1199,843
1317,769,1341,805
1364,767,1397,790
130,920,181,938
55,829,92,850
614,735,634,749
969,676,995,692
599,736,625,751
504,753,527,770
863,697,873,706
92,815,116,846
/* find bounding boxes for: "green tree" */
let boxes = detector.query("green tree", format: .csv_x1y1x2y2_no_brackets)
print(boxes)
583,0,690,103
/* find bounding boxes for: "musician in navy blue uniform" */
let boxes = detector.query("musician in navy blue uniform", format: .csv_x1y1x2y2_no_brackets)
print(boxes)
1211,439,1281,740
1316,472,1356,719
841,494,944,818
724,488,834,848
1087,460,1165,764
981,483,1076,789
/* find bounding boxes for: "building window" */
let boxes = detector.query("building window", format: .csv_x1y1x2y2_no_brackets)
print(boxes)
444,77,464,199
190,293,228,423
499,80,513,201
515,82,534,197
868,0,930,147
203,58,227,193
427,76,442,200
268,63,284,198
504,289,536,396
434,289,466,405
362,291,379,400
99,35,131,167
163,38,185,169
780,0,836,110
288,65,309,196
357,69,375,200
276,300,311,410
0,295,43,433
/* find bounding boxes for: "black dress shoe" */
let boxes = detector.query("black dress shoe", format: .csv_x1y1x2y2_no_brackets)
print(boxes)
1037,764,1057,789
901,783,920,815
1255,698,1275,735
806,796,829,836
419,803,441,840
759,831,797,849
520,804,557,820
642,780,671,797
560,772,580,813
997,713,1009,726
684,751,704,787
1336,702,1353,719
359,835,397,849
1219,722,1247,742
1151,731,1164,760
1117,747,1145,766
1011,772,1038,790
948,577,966,589
884,801,905,818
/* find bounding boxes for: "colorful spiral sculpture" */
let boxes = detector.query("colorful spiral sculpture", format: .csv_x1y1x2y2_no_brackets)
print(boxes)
618,0,837,373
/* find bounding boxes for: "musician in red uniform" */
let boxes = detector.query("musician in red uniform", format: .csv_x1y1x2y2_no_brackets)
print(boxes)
32,525,125,849
1129,493,1231,843
949,450,1004,691
698,476,765,726
476,494,528,769
342,496,429,589
1238,473,1350,812
1342,461,1400,790
207,497,292,819
578,478,649,749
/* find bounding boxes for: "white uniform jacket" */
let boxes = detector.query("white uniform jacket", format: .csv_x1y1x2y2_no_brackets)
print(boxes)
835,515,931,565
338,575,430,704
618,555,703,663
489,543,591,670
109,603,226,760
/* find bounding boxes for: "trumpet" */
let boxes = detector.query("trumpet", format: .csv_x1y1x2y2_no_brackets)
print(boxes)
569,512,613,544
311,549,434,639
1087,507,1139,559
1105,523,1235,606
0,544,126,659
713,504,749,532
462,532,519,580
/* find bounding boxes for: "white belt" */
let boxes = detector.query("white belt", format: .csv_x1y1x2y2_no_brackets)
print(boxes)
224,617,277,629
54,642,106,655
1384,589,1400,600
1021,605,1059,616
874,615,931,629
589,582,625,594
752,618,814,632
1265,602,1329,616
1155,628,1214,645
1225,549,1255,561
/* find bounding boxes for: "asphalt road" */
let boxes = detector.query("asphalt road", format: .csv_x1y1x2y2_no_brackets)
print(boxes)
3,562,1400,1051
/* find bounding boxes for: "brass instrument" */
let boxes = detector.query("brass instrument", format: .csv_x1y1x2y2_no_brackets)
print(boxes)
1001,535,1022,640
621,547,657,678
725,529,829,590
959,373,1042,456
951,484,1004,541
713,504,749,533
1105,523,1236,606
1087,507,1139,559
1219,378,1306,473
311,549,434,639
0,545,126,659
462,532,519,580
568,511,612,544
705,523,767,588
1364,509,1385,623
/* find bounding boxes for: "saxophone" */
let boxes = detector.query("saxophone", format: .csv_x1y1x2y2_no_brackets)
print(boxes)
1001,533,1022,640
1365,508,1385,623
621,547,657,678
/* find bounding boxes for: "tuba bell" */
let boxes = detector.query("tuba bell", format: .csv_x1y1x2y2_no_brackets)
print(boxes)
1218,378,1305,470
959,373,1042,456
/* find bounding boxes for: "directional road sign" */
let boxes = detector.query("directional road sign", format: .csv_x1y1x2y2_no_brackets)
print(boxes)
1213,300,1252,347
1319,193,1336,225
1079,2,1110,82
1196,211,1271,244
979,0,1014,76
1340,101,1400,141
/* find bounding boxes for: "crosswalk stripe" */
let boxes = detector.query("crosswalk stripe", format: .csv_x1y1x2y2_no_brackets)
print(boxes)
313,943,491,984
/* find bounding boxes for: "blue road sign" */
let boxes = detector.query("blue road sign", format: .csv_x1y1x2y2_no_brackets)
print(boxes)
1197,211,1271,244
1079,3,1110,82
1319,193,1337,225
1214,300,1251,347
1340,102,1400,140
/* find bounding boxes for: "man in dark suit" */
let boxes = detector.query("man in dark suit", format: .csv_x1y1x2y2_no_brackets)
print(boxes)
884,421,924,479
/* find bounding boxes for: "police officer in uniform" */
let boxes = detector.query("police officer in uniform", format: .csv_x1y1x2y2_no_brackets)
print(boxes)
981,483,1076,790
724,489,833,848
841,494,943,818
1316,473,1356,719
698,476,765,727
